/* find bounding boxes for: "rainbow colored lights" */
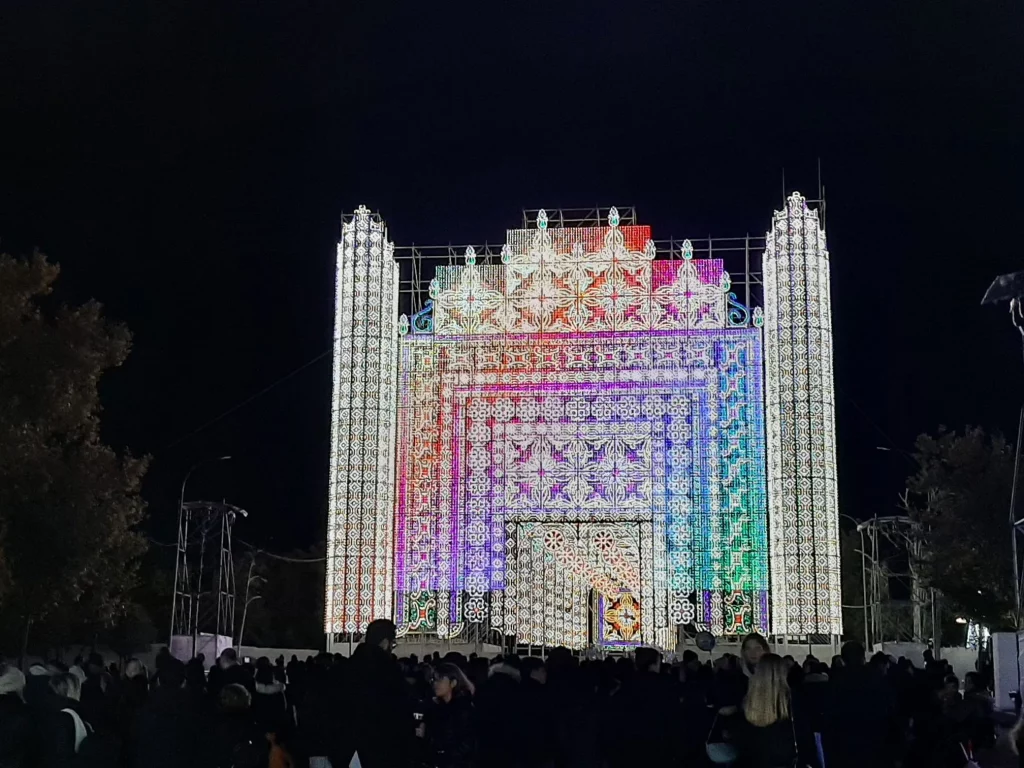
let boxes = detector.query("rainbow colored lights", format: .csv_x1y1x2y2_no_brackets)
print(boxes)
327,199,842,645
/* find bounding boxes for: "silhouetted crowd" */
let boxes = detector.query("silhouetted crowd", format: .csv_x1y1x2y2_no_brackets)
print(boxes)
0,618,1007,768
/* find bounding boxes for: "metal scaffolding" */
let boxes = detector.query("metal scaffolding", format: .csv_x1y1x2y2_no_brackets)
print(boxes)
170,500,247,657
376,204,819,323
857,515,940,650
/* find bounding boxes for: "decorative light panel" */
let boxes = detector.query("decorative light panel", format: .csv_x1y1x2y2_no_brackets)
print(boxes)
393,212,770,646
762,193,842,636
328,198,840,647
325,207,400,634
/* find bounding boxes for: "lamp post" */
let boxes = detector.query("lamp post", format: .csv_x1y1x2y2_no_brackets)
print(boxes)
840,513,871,650
168,455,232,646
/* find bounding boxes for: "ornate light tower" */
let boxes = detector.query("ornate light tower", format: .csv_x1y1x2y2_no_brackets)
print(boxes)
762,192,841,637
325,206,400,635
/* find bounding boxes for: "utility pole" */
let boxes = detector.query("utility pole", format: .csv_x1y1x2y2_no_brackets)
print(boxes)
859,525,870,649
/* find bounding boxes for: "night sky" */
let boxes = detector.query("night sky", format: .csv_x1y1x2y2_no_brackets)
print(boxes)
2,0,1021,553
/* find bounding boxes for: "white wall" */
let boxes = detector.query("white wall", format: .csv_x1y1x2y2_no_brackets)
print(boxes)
239,646,320,663
874,642,980,681
170,634,232,665
992,632,1023,711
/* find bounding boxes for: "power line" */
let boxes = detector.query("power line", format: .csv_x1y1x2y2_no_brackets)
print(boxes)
237,538,326,563
837,385,917,465
163,348,331,451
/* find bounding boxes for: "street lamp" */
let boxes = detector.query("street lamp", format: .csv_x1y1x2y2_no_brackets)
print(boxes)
168,455,232,645
840,513,872,650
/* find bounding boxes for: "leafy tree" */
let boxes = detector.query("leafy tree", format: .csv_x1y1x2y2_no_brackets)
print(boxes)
104,602,158,663
0,252,148,661
906,426,1015,629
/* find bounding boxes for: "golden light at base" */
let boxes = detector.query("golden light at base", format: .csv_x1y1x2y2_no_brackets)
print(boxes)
326,195,840,647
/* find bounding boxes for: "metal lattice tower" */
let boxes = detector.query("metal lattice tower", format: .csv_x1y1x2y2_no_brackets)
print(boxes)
170,501,246,656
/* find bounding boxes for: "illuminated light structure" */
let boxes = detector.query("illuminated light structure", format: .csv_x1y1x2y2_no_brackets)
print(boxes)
326,197,841,648
325,206,400,634
762,192,841,636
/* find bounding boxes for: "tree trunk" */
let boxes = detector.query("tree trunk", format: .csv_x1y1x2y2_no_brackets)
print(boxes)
19,615,32,670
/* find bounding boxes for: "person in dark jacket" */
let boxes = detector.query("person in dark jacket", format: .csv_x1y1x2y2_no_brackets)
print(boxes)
297,655,340,767
23,664,56,713
473,656,527,768
735,653,797,768
824,640,895,768
185,658,208,709
0,663,32,768
204,683,267,768
252,664,290,740
425,663,475,768
117,660,149,766
132,658,202,768
210,649,255,700
607,647,683,768
960,671,995,750
335,619,413,768
78,654,114,738
37,672,91,768
519,657,555,768
546,648,604,768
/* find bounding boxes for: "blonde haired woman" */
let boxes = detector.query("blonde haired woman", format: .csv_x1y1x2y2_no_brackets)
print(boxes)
736,653,798,768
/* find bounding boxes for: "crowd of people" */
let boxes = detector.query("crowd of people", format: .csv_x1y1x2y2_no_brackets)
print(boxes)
0,618,1007,768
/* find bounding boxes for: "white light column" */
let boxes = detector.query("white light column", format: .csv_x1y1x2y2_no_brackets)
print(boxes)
763,192,841,636
326,206,400,634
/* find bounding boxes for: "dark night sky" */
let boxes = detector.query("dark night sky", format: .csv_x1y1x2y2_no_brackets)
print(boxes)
1,0,1021,553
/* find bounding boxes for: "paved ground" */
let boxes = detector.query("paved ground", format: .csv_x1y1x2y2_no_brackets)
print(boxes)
974,727,1017,767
